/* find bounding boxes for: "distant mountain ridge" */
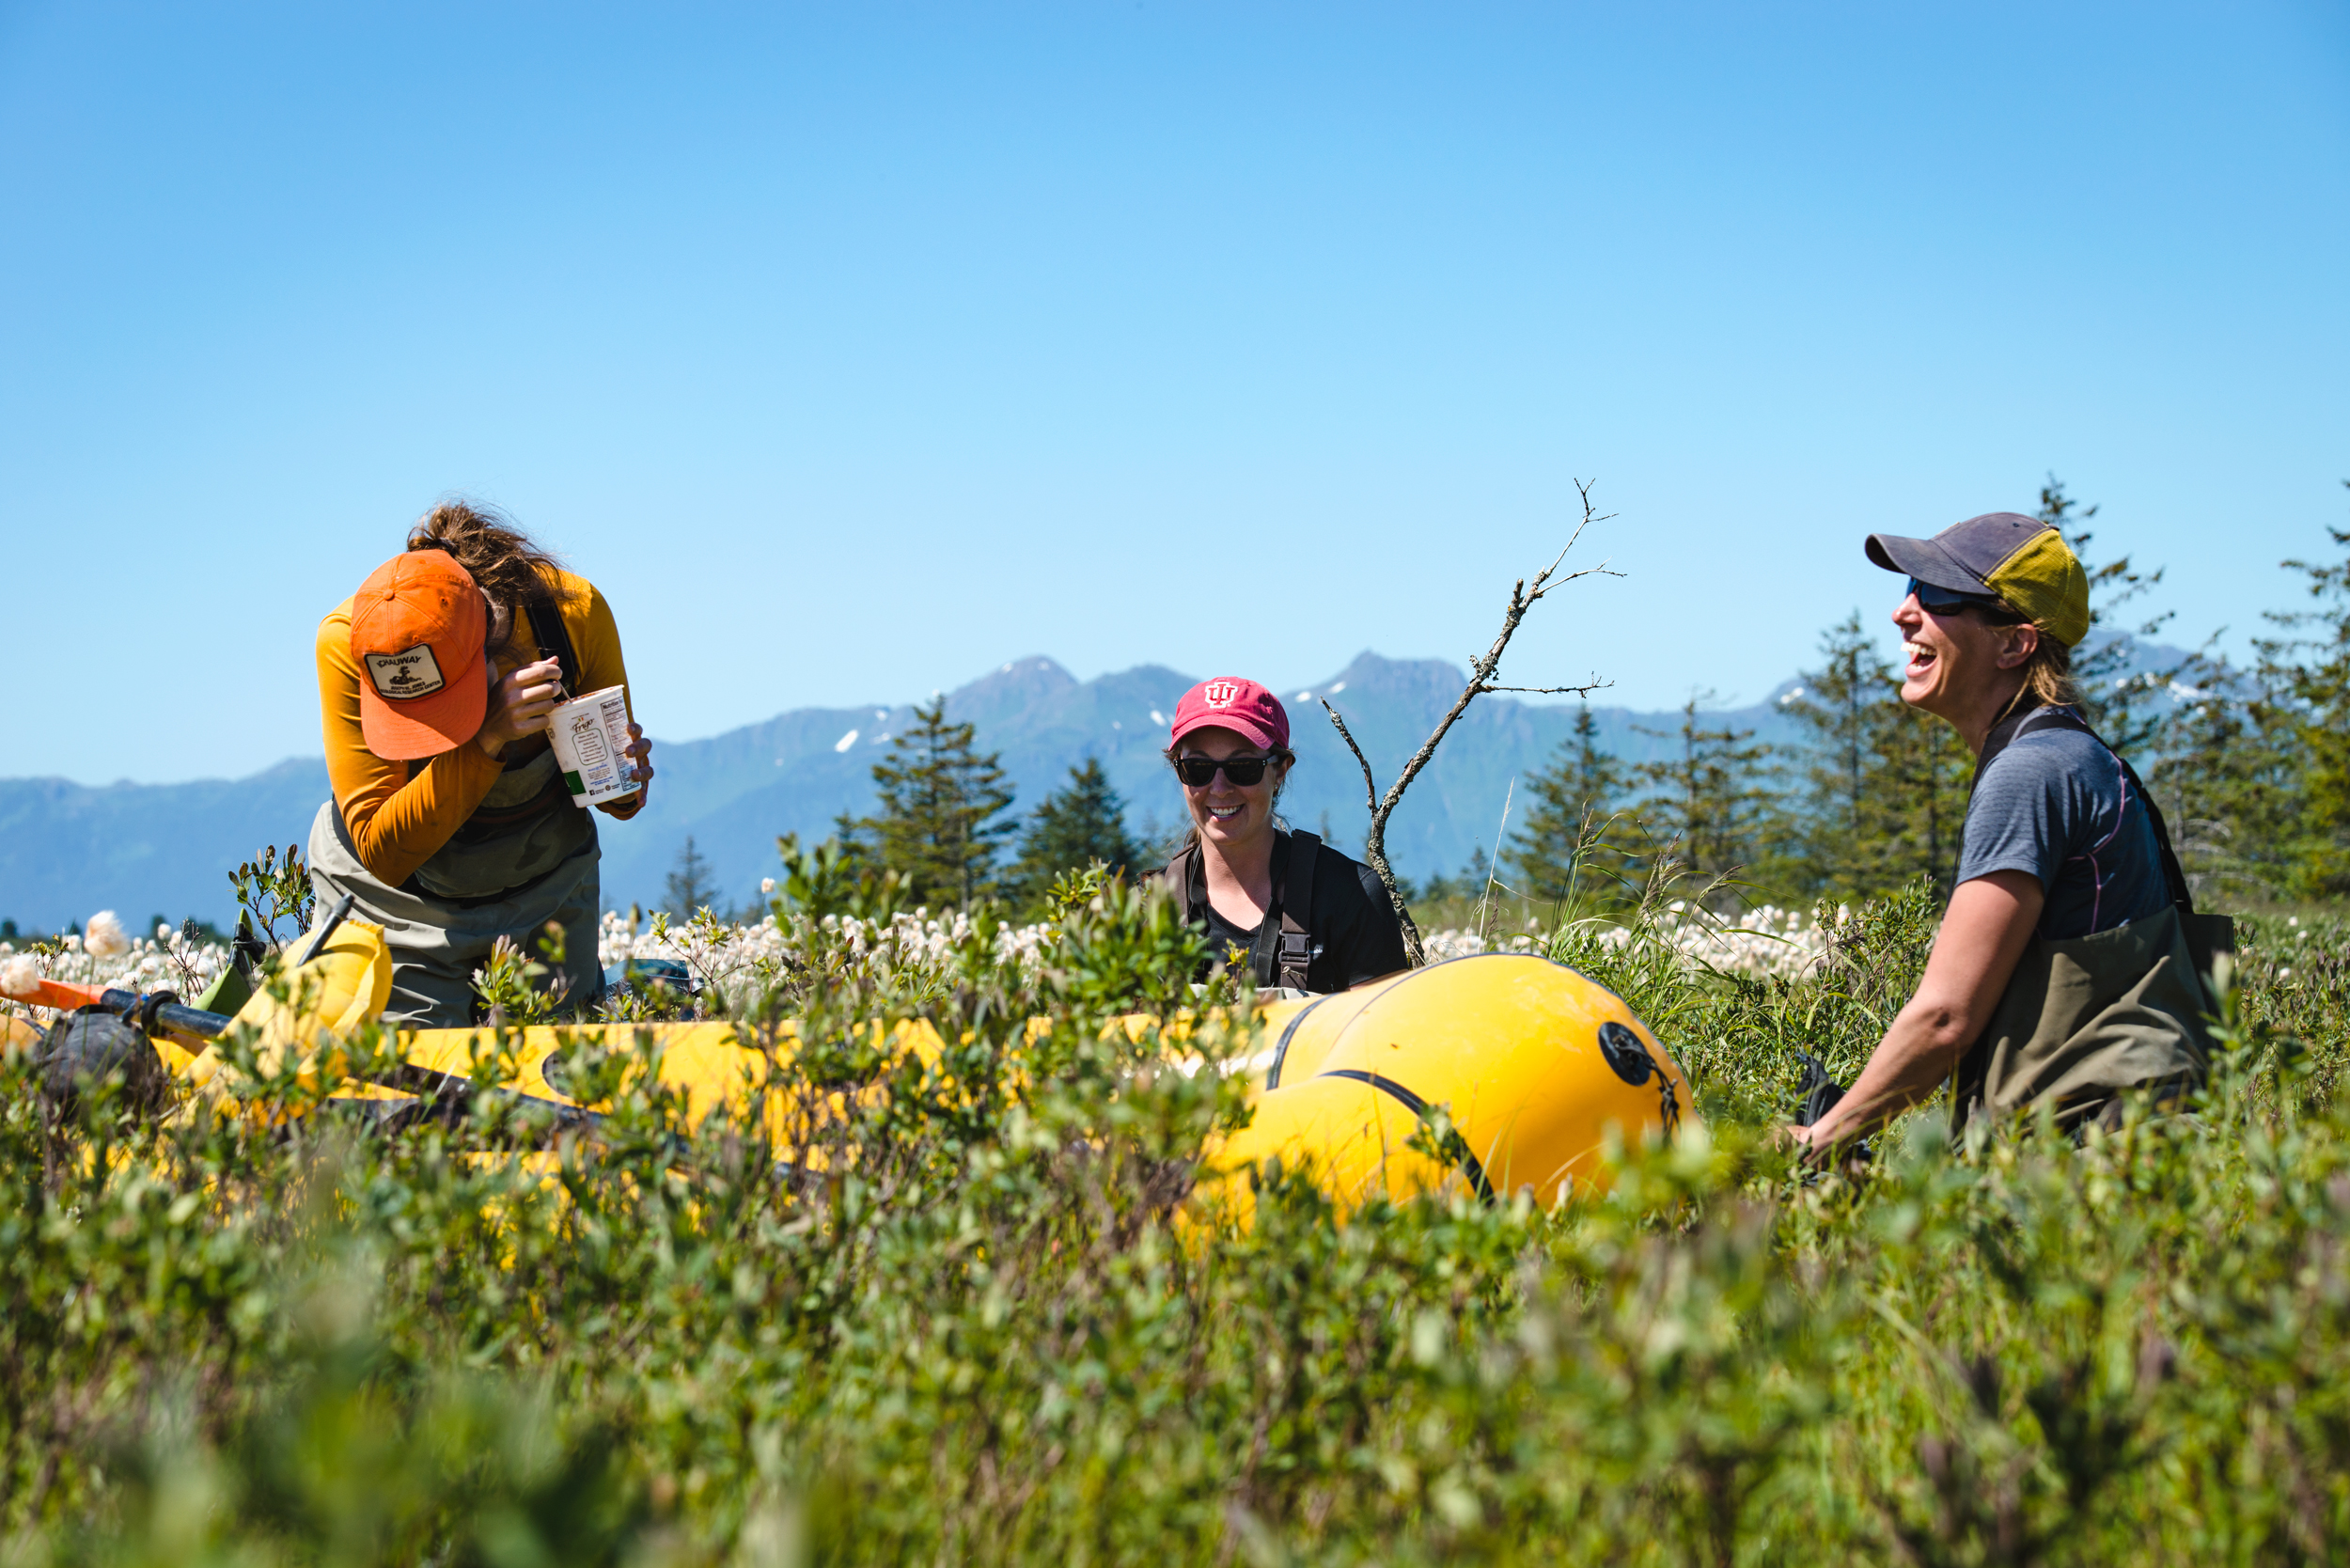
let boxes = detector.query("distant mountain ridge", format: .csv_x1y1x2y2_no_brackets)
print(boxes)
0,640,2186,930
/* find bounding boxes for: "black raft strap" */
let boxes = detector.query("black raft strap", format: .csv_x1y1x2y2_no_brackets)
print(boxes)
1318,1068,1494,1203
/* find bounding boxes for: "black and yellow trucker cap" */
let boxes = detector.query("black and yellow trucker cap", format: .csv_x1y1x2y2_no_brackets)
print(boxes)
1866,511,2091,648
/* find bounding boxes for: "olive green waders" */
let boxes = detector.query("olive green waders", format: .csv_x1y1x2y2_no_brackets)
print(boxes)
1951,706,2233,1134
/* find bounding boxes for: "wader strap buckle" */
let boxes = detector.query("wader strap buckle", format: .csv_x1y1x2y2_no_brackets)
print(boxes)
1259,830,1322,991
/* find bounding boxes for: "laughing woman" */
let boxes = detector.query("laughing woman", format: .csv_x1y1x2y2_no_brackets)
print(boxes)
1794,511,2225,1150
1155,678,1407,995
306,502,654,1026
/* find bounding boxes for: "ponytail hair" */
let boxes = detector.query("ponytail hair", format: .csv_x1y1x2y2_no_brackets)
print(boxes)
407,501,564,647
2020,632,2082,709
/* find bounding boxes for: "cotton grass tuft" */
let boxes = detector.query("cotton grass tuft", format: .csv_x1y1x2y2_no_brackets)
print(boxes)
84,910,132,960
0,955,38,997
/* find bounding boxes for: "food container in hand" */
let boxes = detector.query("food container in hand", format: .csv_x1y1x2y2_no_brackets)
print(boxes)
545,685,639,808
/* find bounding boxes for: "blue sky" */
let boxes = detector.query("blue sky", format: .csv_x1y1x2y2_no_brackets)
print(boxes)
5,1,2345,784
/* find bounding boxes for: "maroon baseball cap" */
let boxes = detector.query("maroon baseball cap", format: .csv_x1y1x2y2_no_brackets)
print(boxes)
1170,677,1290,750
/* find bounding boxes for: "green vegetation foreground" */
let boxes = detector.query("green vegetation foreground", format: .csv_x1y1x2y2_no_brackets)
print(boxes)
4,879,2348,1565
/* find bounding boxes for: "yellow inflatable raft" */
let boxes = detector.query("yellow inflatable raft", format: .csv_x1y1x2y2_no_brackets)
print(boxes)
35,918,1690,1216
1203,954,1689,1219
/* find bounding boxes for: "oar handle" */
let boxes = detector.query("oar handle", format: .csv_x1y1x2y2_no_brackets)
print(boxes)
4,901,358,1038
6,980,254,1042
97,988,234,1041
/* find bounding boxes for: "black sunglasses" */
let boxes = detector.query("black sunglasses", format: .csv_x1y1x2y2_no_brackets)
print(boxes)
1172,754,1277,788
1906,576,2024,623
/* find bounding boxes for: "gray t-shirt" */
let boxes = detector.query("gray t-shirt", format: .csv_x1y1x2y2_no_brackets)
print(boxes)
1956,715,2169,942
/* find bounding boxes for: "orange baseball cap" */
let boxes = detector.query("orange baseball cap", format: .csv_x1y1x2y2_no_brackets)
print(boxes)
349,550,489,760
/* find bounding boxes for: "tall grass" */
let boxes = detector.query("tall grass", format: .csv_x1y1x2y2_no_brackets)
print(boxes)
4,878,2347,1565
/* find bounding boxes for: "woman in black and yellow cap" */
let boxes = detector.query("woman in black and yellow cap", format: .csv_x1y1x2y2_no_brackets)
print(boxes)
1794,511,2227,1151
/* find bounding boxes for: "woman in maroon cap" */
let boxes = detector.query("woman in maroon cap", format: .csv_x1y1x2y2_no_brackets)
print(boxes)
1156,678,1407,995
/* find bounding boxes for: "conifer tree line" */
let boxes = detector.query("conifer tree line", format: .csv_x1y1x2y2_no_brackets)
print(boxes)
657,697,1145,920
664,479,2348,922
830,697,1146,917
1488,478,2350,914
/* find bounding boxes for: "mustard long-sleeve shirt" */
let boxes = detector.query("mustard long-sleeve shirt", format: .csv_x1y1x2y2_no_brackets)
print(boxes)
318,569,634,886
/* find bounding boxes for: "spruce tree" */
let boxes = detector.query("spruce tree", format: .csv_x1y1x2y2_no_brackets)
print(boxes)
1633,695,1776,893
1002,759,1146,915
2265,494,2350,896
1777,613,1980,901
664,835,723,918
2037,477,2182,758
853,696,1018,910
1872,703,1974,900
1781,616,1913,900
2153,649,2305,901
1503,705,1638,907
2150,494,2350,901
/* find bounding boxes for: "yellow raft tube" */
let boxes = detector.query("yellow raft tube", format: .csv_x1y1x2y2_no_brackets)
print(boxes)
1203,953,1690,1218
72,918,1693,1215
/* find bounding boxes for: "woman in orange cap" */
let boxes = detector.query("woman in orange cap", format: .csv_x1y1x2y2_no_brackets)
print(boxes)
305,501,653,1026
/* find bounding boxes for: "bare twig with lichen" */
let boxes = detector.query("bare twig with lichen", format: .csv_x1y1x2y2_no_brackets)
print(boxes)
1324,478,1619,967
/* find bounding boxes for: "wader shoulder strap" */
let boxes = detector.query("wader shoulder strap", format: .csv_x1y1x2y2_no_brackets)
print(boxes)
1969,703,2082,793
1248,830,1321,991
1156,845,1197,910
1172,834,1324,989
1972,705,2195,914
523,598,583,695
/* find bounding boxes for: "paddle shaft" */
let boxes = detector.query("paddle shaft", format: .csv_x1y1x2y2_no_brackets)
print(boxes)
98,989,235,1042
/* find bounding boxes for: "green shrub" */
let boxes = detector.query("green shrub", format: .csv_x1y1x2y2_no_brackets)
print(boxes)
4,888,2348,1565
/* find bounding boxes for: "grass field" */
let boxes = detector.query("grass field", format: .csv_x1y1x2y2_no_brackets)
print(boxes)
4,882,2347,1565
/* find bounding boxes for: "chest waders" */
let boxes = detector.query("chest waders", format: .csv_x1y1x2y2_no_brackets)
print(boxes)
1950,706,2235,1133
1159,830,1323,993
307,600,607,1027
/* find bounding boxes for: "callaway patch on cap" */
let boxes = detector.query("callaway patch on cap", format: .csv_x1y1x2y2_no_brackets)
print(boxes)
348,549,490,760
363,644,447,700
1865,511,2092,648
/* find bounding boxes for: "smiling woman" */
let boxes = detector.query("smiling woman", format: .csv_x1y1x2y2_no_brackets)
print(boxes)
1152,678,1406,996
1794,512,2228,1152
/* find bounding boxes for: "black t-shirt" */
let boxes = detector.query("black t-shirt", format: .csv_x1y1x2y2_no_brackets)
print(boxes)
1181,831,1410,993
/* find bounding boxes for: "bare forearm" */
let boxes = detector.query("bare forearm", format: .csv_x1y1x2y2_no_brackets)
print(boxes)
1797,871,2043,1152
1805,1003,1969,1145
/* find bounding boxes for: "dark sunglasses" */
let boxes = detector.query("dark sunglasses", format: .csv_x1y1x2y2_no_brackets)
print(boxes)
1906,576,2024,623
1172,754,1277,788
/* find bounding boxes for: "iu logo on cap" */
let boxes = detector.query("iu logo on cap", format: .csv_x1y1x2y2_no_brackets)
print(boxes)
1203,680,1240,706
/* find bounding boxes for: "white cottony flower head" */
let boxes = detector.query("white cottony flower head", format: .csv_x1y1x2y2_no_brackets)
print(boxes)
85,910,132,960
761,878,776,896
1,954,39,997
157,922,174,941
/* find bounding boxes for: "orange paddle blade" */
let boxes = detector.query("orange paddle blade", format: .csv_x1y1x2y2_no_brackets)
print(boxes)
2,978,107,1013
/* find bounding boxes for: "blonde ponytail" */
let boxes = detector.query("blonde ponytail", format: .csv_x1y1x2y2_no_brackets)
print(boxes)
2019,634,2081,709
